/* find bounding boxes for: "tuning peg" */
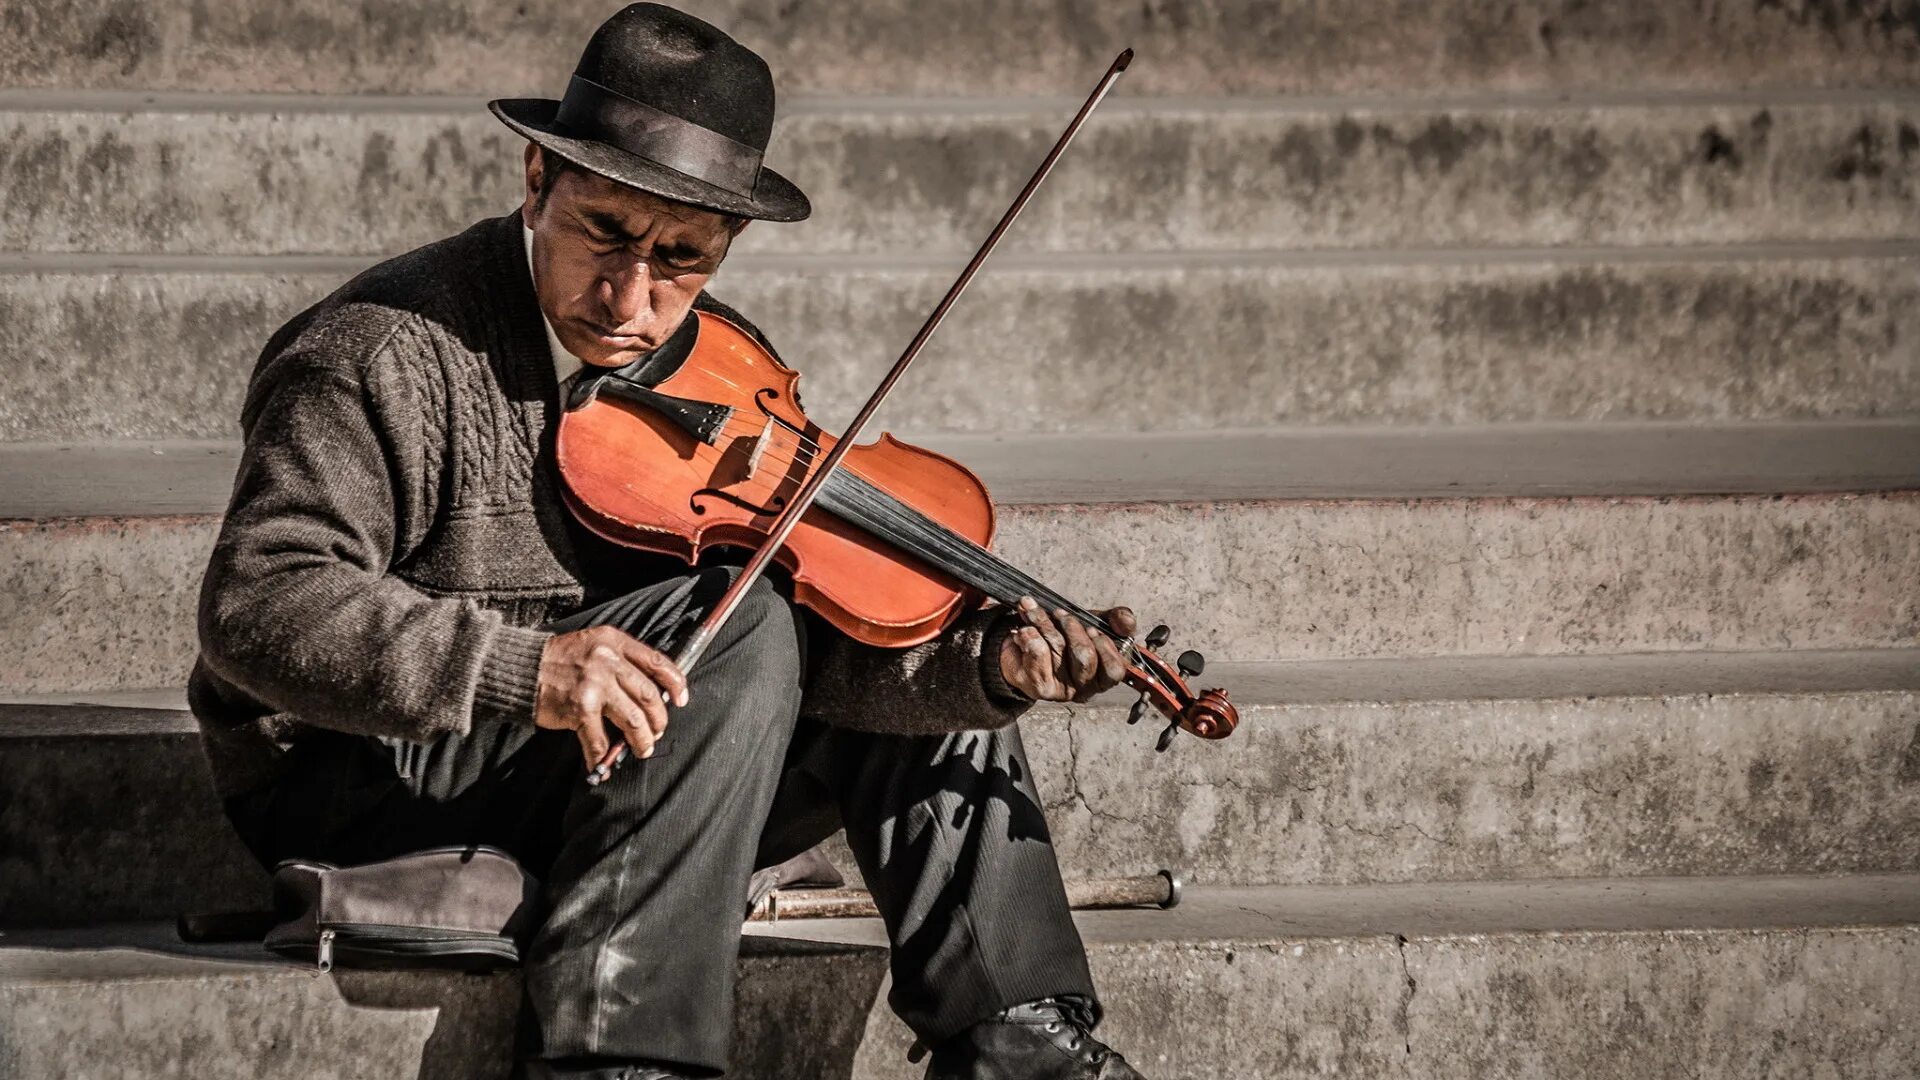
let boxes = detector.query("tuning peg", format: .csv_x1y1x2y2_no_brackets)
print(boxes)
1156,721,1179,753
1145,624,1171,649
1177,649,1205,678
1126,694,1149,726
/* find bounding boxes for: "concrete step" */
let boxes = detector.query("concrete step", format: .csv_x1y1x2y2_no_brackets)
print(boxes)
4,97,1915,257
4,876,1916,1078
5,1,1917,96
5,650,1917,923
7,422,1920,516
3,466,1914,693
6,249,1917,440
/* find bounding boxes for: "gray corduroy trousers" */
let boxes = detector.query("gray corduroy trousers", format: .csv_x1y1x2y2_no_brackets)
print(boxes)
223,567,1097,1075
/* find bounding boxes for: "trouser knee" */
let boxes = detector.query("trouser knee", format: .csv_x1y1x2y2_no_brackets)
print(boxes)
698,570,804,680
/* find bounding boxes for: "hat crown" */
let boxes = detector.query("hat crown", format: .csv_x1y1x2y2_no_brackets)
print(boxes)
487,2,810,220
573,3,776,153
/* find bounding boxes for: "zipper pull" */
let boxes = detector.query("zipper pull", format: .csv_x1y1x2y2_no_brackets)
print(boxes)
316,929,335,974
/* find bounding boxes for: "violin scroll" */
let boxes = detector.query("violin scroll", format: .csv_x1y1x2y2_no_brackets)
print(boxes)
1119,624,1240,753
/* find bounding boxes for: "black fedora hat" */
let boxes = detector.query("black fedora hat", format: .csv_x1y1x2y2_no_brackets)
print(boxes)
490,3,810,222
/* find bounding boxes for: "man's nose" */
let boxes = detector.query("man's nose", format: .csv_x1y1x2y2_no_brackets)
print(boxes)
598,256,651,325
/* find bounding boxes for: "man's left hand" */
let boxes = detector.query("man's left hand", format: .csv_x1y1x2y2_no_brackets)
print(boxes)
998,596,1137,702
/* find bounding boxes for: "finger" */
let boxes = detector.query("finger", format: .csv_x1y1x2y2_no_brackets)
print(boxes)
1020,625,1066,700
1014,597,1047,640
1058,614,1100,685
600,684,657,759
1072,637,1130,703
574,720,609,770
612,661,671,738
1094,634,1128,687
618,635,690,707
1103,606,1138,638
1021,602,1067,660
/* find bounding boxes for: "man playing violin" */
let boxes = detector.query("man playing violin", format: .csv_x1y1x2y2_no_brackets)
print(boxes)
190,5,1146,1078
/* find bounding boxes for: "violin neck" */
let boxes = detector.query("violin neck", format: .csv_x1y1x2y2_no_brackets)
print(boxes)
815,469,1121,641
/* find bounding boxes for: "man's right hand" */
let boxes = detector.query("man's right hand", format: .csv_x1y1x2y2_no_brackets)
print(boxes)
535,626,690,771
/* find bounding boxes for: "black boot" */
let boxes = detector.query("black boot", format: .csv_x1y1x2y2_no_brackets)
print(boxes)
922,998,1145,1080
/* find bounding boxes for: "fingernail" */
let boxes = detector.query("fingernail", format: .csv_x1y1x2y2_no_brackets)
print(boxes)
641,745,655,758
675,689,689,707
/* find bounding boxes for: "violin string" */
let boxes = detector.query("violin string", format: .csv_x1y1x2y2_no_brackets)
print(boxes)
604,404,1130,644
813,467,1118,640
823,467,1176,704
728,423,1122,636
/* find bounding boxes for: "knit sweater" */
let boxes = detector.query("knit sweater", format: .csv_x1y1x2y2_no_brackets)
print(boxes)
188,212,1028,798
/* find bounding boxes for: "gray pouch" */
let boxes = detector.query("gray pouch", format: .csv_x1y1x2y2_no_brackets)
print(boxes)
264,845,541,973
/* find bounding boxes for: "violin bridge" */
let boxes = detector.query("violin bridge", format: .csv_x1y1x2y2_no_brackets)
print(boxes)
743,415,772,478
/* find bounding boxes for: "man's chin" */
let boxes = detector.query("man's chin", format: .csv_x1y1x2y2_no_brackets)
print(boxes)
563,329,660,367
577,348,645,368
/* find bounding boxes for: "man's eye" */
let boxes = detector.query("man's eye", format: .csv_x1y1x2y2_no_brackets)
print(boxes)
658,251,705,270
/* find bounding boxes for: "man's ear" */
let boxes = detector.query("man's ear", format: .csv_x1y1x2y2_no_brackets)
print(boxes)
520,141,544,227
729,218,751,237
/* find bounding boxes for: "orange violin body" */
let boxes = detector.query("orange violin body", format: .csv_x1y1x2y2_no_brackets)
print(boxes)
557,309,1238,748
557,310,991,648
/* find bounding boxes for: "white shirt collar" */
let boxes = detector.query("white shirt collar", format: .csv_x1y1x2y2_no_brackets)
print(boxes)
523,224,585,391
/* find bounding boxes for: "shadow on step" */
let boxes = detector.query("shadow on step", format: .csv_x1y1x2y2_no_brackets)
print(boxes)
0,731,272,926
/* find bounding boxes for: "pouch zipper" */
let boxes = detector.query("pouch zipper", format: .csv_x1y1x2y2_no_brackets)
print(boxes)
316,929,335,974
316,923,521,960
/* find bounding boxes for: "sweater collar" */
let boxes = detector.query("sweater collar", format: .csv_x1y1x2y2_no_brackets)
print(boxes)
483,212,567,425
521,223,587,392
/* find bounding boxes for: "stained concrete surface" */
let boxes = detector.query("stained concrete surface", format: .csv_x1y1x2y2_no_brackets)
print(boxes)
4,102,1915,256
5,253,1918,440
992,491,1920,660
5,0,1917,95
786,878,1920,1077
4,490,1915,694
6,0,1917,1074
0,925,888,1080
1032,688,1920,886
5,878,1916,1079
5,659,1917,923
0,514,216,694
16,647,1920,716
7,423,1918,518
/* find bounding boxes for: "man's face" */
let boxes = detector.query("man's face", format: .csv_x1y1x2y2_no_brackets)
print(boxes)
520,143,745,367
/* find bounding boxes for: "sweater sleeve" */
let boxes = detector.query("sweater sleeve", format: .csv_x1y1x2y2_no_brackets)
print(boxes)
801,605,1034,735
195,335,548,742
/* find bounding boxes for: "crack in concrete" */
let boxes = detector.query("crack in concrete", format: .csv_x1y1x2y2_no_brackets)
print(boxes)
1060,714,1156,828
1395,933,1418,1056
1335,819,1461,847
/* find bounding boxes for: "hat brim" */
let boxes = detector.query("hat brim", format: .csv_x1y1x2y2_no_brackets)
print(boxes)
489,98,811,223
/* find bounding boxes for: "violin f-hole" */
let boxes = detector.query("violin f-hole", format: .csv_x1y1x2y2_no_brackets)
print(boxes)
690,488,787,517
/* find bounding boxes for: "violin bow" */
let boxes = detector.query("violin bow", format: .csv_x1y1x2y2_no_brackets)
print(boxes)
590,49,1136,784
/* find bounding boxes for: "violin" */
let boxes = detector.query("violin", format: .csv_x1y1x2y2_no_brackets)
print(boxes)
556,308,1238,750
564,49,1237,783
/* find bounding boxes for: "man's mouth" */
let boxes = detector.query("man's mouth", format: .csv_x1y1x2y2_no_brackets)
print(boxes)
578,321,649,348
